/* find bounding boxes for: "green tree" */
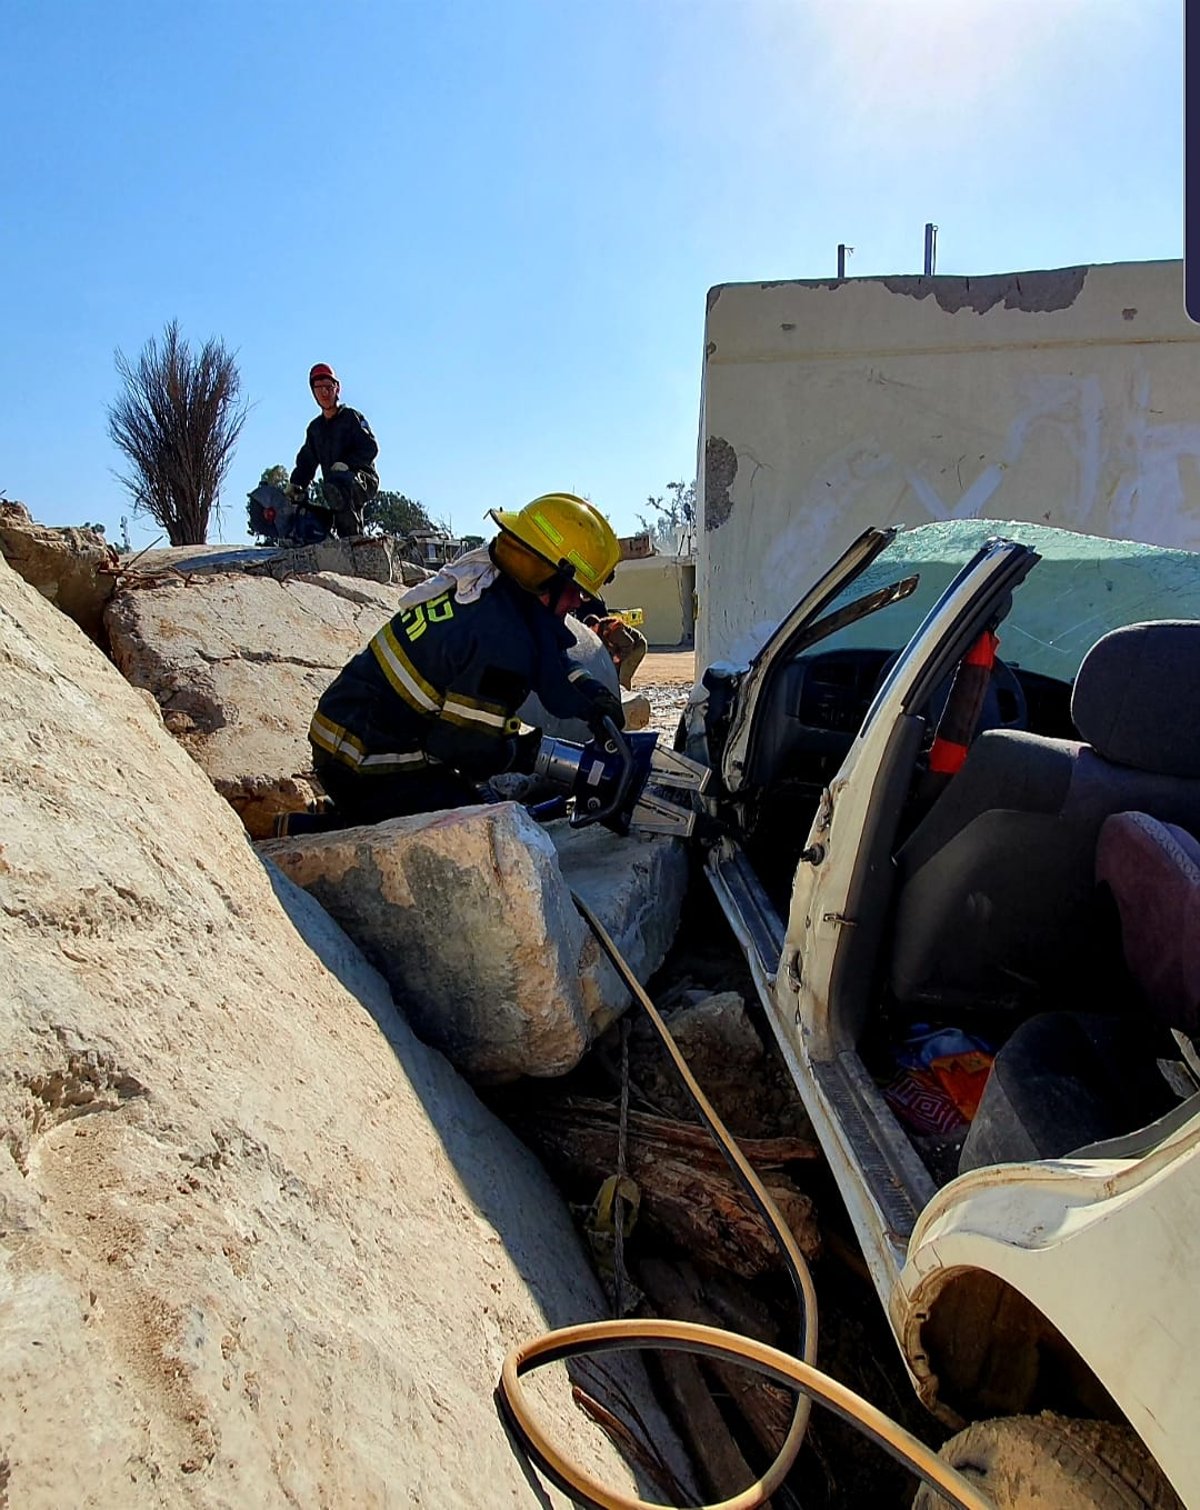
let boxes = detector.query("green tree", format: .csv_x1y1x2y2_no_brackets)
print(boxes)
107,319,247,546
363,490,435,537
259,463,290,490
637,479,696,553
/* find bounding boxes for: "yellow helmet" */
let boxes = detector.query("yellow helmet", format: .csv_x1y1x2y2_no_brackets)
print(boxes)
489,492,621,593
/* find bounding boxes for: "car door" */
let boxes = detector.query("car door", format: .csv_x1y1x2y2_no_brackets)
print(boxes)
713,533,1042,1297
719,527,900,796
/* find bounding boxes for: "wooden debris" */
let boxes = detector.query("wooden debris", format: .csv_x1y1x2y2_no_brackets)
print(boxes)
512,1096,821,1278
639,1258,798,1463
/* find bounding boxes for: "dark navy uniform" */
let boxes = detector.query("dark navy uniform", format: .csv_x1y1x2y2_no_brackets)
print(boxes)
290,406,380,537
290,406,379,495
310,572,613,822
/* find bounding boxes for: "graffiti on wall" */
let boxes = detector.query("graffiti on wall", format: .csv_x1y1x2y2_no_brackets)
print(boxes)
714,368,1200,666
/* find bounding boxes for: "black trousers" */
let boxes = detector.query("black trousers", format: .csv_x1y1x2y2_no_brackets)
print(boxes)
321,470,377,538
314,754,483,825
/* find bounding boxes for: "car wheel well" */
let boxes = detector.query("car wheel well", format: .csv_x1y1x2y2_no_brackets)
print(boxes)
916,1266,1120,1427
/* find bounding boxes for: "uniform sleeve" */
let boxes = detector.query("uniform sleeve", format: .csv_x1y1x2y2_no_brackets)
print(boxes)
290,426,318,490
343,410,379,472
521,620,608,724
536,661,610,723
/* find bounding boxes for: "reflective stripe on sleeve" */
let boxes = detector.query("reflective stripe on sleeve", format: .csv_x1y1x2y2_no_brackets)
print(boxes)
310,711,433,773
441,693,508,735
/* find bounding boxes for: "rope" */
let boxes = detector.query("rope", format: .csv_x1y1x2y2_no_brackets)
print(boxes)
614,1017,632,1319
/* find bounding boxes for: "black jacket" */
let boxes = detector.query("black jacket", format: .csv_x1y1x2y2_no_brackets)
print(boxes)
310,573,607,780
290,406,380,490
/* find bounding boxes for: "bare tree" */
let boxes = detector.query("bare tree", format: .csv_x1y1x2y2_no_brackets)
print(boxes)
107,320,248,545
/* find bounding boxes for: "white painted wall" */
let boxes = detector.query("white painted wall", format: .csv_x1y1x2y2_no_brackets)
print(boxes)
607,554,695,645
697,259,1200,667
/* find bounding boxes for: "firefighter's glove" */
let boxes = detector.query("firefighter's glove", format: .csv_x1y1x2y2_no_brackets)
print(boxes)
581,683,625,740
507,727,543,775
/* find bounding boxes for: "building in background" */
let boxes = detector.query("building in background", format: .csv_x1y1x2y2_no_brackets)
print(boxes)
696,259,1200,667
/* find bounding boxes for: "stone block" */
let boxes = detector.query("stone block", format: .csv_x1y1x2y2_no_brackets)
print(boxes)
0,546,691,1507
105,569,412,837
0,501,118,643
261,802,688,1081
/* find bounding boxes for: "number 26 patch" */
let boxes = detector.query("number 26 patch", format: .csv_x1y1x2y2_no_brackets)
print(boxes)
400,592,455,642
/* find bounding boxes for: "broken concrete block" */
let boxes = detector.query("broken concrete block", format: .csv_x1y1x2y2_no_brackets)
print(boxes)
622,690,652,730
124,537,432,588
1,546,690,1507
261,802,688,1082
254,534,403,584
550,819,689,1020
0,501,118,643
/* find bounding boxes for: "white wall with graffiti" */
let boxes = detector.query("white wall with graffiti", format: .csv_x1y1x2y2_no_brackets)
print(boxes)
697,259,1200,667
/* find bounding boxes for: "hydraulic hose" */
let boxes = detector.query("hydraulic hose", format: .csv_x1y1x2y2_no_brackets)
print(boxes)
496,894,992,1510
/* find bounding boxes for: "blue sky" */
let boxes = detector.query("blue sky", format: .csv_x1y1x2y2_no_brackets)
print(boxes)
2,0,1185,549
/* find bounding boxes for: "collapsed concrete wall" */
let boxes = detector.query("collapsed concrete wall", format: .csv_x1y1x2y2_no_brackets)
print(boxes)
0,546,688,1506
608,554,696,646
697,258,1200,666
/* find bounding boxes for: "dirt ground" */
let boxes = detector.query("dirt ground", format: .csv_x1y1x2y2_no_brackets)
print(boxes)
639,648,696,684
634,648,696,741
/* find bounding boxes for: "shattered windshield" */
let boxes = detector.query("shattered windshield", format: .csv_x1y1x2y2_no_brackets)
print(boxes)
806,519,1200,683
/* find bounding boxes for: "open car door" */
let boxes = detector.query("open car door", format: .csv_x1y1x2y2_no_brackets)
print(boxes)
720,527,901,795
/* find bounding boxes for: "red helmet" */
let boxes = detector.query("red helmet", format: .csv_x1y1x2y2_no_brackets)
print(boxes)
309,363,338,386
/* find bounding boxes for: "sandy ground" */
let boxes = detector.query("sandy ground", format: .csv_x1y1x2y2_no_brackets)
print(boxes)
633,648,697,740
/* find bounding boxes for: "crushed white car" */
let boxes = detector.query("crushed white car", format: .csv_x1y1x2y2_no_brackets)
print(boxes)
685,520,1200,1506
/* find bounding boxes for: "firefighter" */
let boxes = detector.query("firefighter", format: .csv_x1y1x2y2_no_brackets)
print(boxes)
307,493,626,826
582,609,648,690
288,363,380,538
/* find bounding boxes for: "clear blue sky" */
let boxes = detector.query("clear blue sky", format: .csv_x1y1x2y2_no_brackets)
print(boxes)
2,0,1184,550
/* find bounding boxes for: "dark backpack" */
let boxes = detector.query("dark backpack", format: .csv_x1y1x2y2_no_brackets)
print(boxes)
247,483,330,546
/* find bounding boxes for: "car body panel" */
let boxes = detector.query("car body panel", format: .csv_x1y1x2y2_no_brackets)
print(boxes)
896,1119,1200,1504
720,526,898,794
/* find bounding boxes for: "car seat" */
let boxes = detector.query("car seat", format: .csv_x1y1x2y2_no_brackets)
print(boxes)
958,810,1200,1173
889,622,1200,1014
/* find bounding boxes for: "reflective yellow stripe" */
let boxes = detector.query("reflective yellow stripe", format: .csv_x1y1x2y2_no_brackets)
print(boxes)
441,698,507,735
358,751,437,772
442,693,507,728
566,548,600,585
531,510,564,548
310,711,369,765
369,623,442,713
310,712,435,774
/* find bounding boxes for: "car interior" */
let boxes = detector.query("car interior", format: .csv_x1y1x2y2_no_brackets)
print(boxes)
716,599,1200,1190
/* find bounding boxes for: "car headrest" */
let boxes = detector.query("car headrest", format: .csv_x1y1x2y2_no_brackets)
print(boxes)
1072,622,1200,777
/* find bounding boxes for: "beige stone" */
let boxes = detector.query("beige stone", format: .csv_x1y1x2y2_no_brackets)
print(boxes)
105,569,413,836
0,549,690,1507
0,500,118,643
260,805,689,1082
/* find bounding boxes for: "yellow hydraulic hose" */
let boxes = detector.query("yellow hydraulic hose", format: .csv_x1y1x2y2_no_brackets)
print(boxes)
496,893,992,1510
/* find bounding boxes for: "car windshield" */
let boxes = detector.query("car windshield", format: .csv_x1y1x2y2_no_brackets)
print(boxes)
805,519,1200,682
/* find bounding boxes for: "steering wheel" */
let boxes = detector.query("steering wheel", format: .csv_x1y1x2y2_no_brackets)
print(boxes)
876,648,1027,737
